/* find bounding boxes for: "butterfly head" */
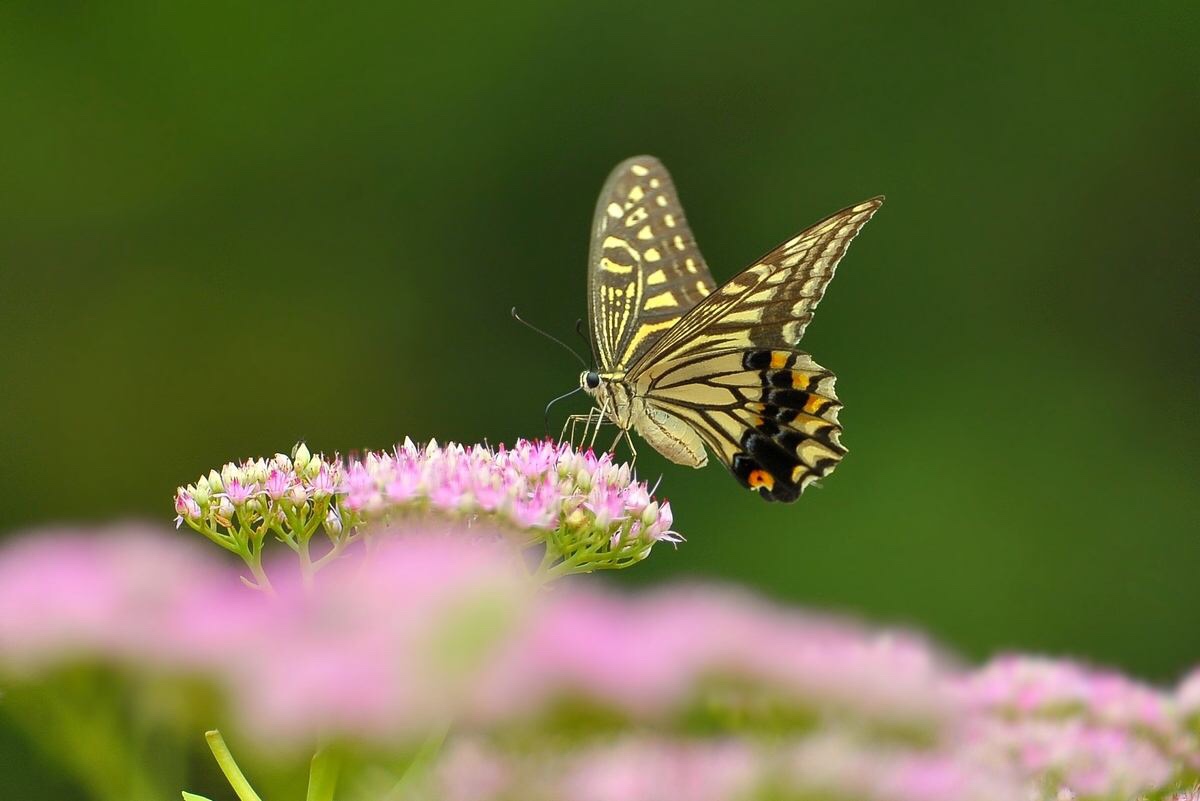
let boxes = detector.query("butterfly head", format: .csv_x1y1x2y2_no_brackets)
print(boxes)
579,370,602,395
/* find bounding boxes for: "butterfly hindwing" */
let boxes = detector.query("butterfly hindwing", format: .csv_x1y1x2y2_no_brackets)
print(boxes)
640,348,846,502
588,156,717,372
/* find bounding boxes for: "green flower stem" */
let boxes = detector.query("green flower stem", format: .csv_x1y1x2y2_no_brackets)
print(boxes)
298,536,315,588
305,745,341,801
539,525,647,580
185,520,239,553
311,533,355,573
384,723,450,801
234,539,274,593
204,730,264,801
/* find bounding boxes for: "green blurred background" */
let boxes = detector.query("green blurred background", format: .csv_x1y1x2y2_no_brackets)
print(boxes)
0,2,1197,788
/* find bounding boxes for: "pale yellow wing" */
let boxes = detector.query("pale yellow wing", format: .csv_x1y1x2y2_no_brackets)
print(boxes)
630,197,883,368
587,157,717,372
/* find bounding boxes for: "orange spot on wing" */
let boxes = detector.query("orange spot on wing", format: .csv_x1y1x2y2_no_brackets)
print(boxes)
769,351,789,370
791,372,811,390
748,469,775,490
803,394,827,415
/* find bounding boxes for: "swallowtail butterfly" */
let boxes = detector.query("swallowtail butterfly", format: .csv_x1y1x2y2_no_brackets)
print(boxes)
578,156,882,502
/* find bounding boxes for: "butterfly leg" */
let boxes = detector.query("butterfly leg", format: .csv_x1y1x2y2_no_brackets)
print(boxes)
606,425,638,466
562,406,605,449
561,413,583,447
588,396,613,451
561,412,589,448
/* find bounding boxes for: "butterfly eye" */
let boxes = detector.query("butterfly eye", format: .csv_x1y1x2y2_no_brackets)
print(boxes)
584,371,601,390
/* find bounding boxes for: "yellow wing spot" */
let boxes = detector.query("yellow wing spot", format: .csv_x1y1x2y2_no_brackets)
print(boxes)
646,269,667,285
792,373,812,390
799,440,836,466
603,236,638,257
628,185,645,202
655,196,669,207
748,469,775,490
625,208,649,227
770,351,790,370
803,394,827,415
673,235,685,251
649,178,660,188
606,202,623,218
619,319,678,364
637,225,654,241
722,308,762,325
644,291,678,310
685,258,698,273
644,248,662,262
600,258,633,274
663,213,676,227
745,264,771,279
696,281,710,296
630,164,649,176
790,465,809,484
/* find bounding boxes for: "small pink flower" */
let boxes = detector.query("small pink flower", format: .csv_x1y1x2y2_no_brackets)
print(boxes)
224,477,254,506
174,491,200,526
310,464,338,498
264,468,291,501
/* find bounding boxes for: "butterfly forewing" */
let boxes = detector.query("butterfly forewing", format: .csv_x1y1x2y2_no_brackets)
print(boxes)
631,198,883,368
588,157,717,372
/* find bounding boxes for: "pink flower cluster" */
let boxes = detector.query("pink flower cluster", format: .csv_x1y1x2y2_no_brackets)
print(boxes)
173,439,678,580
432,736,1026,801
955,656,1200,798
1,526,1199,801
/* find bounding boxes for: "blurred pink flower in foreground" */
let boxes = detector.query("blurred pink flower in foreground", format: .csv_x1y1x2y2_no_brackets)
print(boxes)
1,525,1199,800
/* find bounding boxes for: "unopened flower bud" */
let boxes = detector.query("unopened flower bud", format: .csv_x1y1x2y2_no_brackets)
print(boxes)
245,459,268,485
293,442,311,471
303,456,323,480
221,463,244,488
207,469,224,493
324,507,343,535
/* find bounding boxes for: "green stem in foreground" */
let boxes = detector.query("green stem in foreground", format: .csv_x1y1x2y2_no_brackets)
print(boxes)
306,745,341,801
384,723,450,801
203,730,264,801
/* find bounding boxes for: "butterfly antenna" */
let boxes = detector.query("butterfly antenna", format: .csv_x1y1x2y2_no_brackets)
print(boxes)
511,307,588,369
575,318,598,368
543,385,583,435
